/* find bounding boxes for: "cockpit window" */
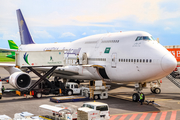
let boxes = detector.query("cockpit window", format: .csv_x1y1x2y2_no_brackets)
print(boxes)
135,36,155,41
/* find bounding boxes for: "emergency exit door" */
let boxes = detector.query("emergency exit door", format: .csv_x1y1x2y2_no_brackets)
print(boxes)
111,53,117,68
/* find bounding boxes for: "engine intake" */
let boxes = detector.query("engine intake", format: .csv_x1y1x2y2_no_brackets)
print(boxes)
9,72,31,90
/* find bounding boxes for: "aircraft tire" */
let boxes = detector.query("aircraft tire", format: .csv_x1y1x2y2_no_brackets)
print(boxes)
94,95,99,100
67,90,73,96
154,88,161,94
36,92,42,99
132,93,139,102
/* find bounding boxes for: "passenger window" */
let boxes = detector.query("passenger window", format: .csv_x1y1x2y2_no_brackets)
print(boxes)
150,59,152,63
131,59,133,62
71,85,73,88
129,59,130,62
124,59,125,62
140,59,142,62
119,59,120,62
126,59,128,62
146,59,148,63
121,59,123,62
137,59,139,62
143,59,145,63
134,59,136,62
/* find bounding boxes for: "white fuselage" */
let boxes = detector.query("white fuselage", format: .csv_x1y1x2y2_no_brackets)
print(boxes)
18,31,177,83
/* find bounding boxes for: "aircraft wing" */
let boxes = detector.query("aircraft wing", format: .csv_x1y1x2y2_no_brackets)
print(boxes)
0,48,17,52
32,67,79,76
0,63,104,77
0,63,16,67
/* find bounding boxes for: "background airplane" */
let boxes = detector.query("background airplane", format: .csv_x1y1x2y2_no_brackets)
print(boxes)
6,40,18,59
0,9,177,102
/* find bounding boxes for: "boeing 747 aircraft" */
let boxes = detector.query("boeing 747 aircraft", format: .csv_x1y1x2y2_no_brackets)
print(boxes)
0,9,177,102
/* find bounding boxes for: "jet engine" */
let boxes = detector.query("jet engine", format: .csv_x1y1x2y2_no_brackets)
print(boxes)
9,72,31,90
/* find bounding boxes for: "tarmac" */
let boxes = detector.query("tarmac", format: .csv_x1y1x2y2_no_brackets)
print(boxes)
0,67,180,120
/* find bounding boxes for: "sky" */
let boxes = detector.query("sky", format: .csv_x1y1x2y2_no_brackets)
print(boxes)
0,0,180,48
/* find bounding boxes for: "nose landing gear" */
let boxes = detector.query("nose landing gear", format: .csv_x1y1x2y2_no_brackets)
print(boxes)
150,80,161,94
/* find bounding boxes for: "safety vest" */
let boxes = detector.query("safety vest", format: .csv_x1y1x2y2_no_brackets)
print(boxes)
140,94,143,100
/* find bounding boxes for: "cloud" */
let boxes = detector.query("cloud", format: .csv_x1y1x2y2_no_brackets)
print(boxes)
33,30,53,39
82,32,86,35
60,32,76,38
164,27,171,30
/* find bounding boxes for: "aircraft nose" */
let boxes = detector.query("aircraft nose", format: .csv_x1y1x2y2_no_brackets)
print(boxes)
161,53,177,73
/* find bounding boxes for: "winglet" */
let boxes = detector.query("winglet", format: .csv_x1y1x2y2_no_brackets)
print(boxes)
16,9,35,45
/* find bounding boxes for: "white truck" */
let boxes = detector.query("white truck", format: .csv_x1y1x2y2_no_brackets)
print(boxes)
77,102,110,120
65,80,110,100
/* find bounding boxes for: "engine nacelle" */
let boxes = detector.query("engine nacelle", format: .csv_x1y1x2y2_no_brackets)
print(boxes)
9,72,31,90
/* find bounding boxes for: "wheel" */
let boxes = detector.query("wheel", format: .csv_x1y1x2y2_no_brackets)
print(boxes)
36,92,42,99
67,90,73,96
132,93,139,102
94,95,99,100
154,88,161,94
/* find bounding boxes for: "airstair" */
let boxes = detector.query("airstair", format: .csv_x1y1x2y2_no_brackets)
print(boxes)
166,74,180,88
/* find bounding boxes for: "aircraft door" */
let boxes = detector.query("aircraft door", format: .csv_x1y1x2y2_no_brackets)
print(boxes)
111,53,117,68
82,52,88,65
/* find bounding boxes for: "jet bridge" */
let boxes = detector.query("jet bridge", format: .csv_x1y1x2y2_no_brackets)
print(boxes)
15,50,65,97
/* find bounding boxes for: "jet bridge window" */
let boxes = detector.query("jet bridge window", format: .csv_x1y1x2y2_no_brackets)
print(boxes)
135,36,154,41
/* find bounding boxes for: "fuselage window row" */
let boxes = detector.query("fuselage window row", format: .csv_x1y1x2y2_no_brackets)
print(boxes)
118,59,152,63
102,40,119,43
88,58,106,61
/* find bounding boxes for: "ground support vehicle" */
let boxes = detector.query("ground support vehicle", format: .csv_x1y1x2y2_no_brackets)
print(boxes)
62,80,110,100
78,102,110,120
13,50,68,98
81,80,110,100
14,112,43,120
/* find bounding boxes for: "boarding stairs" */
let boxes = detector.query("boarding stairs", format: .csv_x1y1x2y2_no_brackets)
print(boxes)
166,74,180,88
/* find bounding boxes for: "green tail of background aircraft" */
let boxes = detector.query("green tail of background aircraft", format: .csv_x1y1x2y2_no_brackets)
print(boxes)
6,40,18,59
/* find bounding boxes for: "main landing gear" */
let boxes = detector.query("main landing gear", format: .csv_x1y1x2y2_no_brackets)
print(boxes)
132,80,162,102
150,80,161,94
132,83,145,102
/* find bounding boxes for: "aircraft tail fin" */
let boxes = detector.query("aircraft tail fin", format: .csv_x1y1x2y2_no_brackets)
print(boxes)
8,40,18,50
16,9,35,45
8,40,18,56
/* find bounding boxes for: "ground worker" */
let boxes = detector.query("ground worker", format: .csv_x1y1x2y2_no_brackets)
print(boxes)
76,54,79,64
139,92,144,105
2,85,5,93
